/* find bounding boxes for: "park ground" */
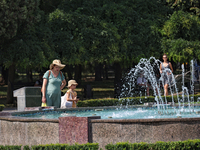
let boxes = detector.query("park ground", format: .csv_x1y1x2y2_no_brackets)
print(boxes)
0,71,115,107
1,68,200,108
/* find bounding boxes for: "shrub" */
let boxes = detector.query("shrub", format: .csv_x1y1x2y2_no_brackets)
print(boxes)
77,95,200,107
105,139,200,150
77,98,119,107
0,104,5,111
30,143,99,150
0,143,99,150
0,145,21,150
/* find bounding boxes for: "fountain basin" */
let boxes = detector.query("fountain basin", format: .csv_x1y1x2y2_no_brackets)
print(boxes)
12,105,200,119
1,106,200,149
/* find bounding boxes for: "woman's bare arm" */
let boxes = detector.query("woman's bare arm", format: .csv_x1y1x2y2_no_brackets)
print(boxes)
60,79,66,90
169,62,173,73
66,92,76,101
160,64,162,74
42,78,48,103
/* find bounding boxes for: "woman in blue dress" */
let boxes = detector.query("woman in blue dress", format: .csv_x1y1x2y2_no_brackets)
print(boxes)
160,54,173,96
41,60,66,108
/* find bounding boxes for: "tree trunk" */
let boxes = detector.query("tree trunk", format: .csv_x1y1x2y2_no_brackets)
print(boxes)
114,62,122,98
26,68,33,83
6,64,15,104
2,65,8,84
74,64,82,86
65,65,73,80
95,63,102,81
103,62,109,80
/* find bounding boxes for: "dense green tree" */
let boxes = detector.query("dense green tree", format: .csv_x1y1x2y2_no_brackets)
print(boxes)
39,0,62,14
0,0,52,103
56,0,171,65
161,10,200,63
1,0,191,102
166,0,200,15
48,8,119,83
49,0,171,97
0,0,41,44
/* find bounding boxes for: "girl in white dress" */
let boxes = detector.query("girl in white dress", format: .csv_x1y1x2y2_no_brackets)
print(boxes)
61,80,79,108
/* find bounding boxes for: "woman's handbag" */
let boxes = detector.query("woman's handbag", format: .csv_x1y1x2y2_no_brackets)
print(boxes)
41,103,47,107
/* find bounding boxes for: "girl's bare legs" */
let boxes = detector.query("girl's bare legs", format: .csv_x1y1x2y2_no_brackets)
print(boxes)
164,84,168,96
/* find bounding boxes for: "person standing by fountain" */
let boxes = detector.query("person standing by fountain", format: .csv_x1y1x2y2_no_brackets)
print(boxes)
160,54,173,96
34,72,43,87
41,60,66,108
65,80,79,108
137,73,150,96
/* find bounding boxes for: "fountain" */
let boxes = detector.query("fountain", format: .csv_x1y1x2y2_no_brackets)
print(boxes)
118,57,199,115
1,57,200,149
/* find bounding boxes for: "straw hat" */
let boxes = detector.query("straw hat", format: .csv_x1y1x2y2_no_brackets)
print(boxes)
67,80,78,87
50,59,65,70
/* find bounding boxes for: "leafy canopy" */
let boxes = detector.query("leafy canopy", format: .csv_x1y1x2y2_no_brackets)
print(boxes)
49,0,171,66
161,10,200,62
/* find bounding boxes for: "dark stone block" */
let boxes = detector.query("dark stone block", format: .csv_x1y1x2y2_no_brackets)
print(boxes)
25,87,41,95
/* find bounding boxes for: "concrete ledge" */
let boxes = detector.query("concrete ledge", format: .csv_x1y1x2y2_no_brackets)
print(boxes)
0,116,59,123
0,116,100,146
91,118,200,148
90,117,200,123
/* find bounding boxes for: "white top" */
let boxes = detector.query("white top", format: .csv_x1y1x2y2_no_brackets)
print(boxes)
67,93,73,104
60,90,76,108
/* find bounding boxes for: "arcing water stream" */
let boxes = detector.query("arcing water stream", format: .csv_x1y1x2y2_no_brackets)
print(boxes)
119,57,199,115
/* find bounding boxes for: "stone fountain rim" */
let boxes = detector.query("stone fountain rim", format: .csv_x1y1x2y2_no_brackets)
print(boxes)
1,105,200,123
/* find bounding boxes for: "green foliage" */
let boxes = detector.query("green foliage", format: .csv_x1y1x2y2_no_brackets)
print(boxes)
0,144,99,150
0,104,5,111
166,0,200,16
31,143,99,150
77,98,119,107
48,0,171,66
106,142,151,150
77,95,200,107
39,0,62,14
0,12,54,69
105,139,200,150
161,10,200,62
0,0,41,41
2,0,200,71
23,145,30,150
0,145,21,150
31,144,66,150
1,140,200,150
49,9,119,65
157,95,199,104
0,0,53,69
